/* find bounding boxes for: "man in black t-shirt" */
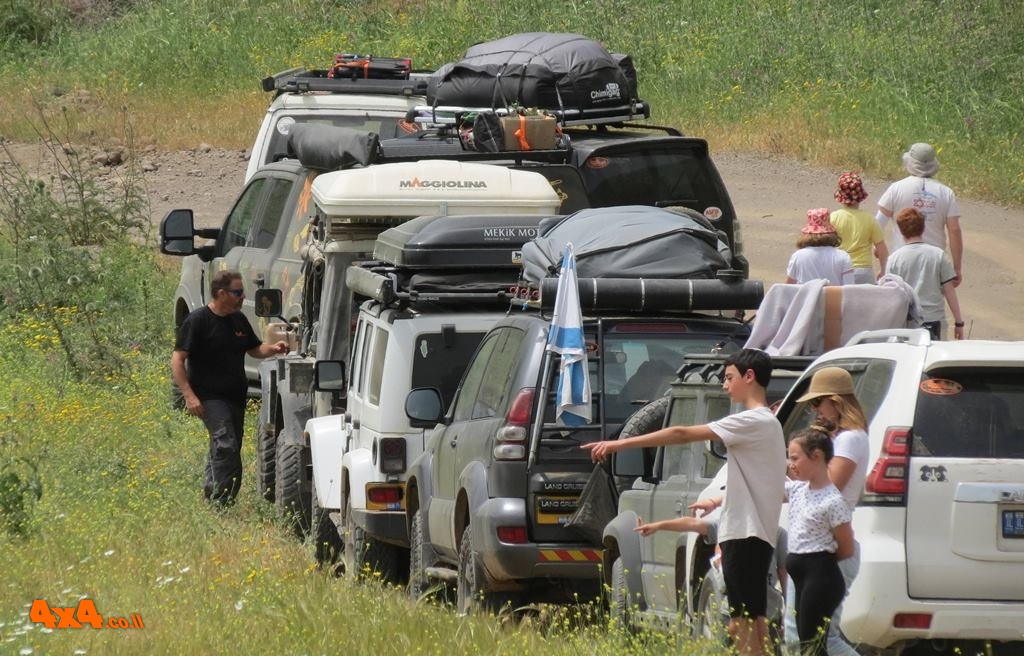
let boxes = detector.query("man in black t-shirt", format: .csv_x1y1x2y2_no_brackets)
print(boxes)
171,270,288,505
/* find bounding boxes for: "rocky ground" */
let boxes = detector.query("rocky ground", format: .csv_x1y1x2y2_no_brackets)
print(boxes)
2,140,1021,340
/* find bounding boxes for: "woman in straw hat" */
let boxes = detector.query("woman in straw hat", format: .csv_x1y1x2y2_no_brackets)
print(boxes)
783,367,870,656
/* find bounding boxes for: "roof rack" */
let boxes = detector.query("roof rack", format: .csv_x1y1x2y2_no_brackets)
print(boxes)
346,264,518,308
262,66,428,97
407,100,651,128
377,131,574,165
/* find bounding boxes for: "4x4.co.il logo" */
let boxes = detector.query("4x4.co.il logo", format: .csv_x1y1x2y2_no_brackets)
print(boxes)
30,599,143,629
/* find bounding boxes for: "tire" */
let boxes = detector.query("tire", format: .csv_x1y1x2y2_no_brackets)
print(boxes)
310,482,343,569
693,573,731,646
255,417,277,503
610,557,632,630
408,509,438,602
275,441,311,538
456,525,513,615
620,395,670,438
343,498,407,585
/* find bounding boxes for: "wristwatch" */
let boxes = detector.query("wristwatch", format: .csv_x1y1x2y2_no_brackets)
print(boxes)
954,321,965,327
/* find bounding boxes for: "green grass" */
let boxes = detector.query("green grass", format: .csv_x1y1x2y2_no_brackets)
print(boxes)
0,339,726,654
1,0,1022,204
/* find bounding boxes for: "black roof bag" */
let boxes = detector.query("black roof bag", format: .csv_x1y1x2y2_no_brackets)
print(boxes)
520,205,730,284
428,32,635,111
286,124,380,171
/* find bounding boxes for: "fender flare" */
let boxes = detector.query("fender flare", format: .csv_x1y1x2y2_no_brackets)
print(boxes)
306,414,345,510
603,509,646,611
275,377,313,447
405,451,433,543
459,459,490,547
341,448,373,511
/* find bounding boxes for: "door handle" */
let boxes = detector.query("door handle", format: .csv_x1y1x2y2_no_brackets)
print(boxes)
253,274,266,287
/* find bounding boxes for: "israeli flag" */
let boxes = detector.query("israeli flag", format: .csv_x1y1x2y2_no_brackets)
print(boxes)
546,243,592,426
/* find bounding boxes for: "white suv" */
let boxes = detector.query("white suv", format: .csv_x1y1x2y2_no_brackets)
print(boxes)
773,329,1024,654
246,62,427,182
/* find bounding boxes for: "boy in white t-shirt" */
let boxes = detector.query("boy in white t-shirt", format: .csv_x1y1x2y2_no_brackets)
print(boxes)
584,349,786,656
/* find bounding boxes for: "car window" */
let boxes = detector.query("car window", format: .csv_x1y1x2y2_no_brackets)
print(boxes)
578,144,725,214
365,326,388,406
411,330,487,411
251,178,292,249
350,319,368,395
472,328,526,420
264,115,406,167
603,330,742,423
221,178,267,251
452,331,502,422
779,358,896,438
912,367,1024,459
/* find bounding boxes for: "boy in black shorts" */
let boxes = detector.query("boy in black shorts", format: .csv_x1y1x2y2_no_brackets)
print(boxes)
585,349,785,656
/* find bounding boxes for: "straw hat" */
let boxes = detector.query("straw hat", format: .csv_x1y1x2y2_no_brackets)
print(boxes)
796,367,855,402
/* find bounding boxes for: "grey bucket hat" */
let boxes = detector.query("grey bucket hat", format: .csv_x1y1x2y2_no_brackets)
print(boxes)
902,142,940,177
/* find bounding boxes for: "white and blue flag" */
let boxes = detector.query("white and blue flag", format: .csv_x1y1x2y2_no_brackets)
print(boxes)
546,243,592,426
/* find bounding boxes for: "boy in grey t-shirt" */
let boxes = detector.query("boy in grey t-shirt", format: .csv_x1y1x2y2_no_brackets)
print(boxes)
886,207,965,340
584,349,785,656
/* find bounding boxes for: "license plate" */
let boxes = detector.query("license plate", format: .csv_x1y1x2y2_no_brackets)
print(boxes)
1001,510,1024,538
536,496,578,525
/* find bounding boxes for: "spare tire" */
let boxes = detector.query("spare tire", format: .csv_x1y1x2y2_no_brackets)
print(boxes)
620,395,670,438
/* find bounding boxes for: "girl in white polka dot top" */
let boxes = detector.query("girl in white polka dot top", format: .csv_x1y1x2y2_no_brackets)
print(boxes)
784,428,855,656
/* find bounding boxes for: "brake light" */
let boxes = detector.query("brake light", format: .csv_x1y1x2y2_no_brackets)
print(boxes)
893,612,932,629
377,437,406,474
496,526,528,544
864,427,910,503
494,388,534,461
366,485,403,509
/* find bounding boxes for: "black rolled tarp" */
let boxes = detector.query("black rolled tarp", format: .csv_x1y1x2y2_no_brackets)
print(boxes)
286,124,380,171
520,205,731,284
428,32,635,110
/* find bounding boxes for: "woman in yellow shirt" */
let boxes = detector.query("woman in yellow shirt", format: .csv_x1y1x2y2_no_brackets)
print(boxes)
829,172,888,284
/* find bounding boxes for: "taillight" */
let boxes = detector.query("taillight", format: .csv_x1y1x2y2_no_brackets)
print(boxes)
378,437,406,474
496,526,528,544
864,427,910,504
365,484,404,511
494,388,534,461
893,612,932,629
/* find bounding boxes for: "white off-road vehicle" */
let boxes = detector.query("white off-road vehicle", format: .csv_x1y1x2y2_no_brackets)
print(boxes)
246,55,427,182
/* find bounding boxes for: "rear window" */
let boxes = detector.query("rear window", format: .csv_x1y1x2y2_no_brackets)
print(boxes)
912,368,1024,459
577,145,728,215
410,331,486,411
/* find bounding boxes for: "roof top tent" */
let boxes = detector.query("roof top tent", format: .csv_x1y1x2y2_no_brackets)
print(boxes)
311,160,562,219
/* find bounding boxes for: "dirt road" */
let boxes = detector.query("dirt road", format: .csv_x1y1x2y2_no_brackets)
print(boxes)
3,142,1021,339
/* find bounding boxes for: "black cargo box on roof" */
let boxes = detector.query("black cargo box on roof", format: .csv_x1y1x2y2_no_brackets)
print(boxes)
374,213,558,269
428,32,636,112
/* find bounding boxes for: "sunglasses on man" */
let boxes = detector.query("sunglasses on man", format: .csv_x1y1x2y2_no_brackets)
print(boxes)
226,288,245,297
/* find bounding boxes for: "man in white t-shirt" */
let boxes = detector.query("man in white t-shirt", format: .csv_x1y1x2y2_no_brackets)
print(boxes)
584,348,786,656
876,142,964,286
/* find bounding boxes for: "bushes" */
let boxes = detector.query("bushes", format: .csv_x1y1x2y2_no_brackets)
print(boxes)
0,109,171,385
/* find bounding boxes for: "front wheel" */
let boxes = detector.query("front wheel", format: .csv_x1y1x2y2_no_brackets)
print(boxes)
255,417,277,503
310,481,342,569
693,572,731,646
275,441,311,538
610,557,633,631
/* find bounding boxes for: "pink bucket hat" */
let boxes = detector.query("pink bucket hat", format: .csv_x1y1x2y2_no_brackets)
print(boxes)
802,207,836,234
834,171,868,204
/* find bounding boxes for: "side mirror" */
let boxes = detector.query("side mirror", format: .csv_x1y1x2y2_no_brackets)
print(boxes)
708,439,728,460
254,288,283,318
314,360,346,392
160,209,197,256
405,388,444,428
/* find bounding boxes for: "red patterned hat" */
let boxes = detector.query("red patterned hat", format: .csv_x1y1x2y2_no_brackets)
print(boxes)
802,207,836,234
835,171,868,204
